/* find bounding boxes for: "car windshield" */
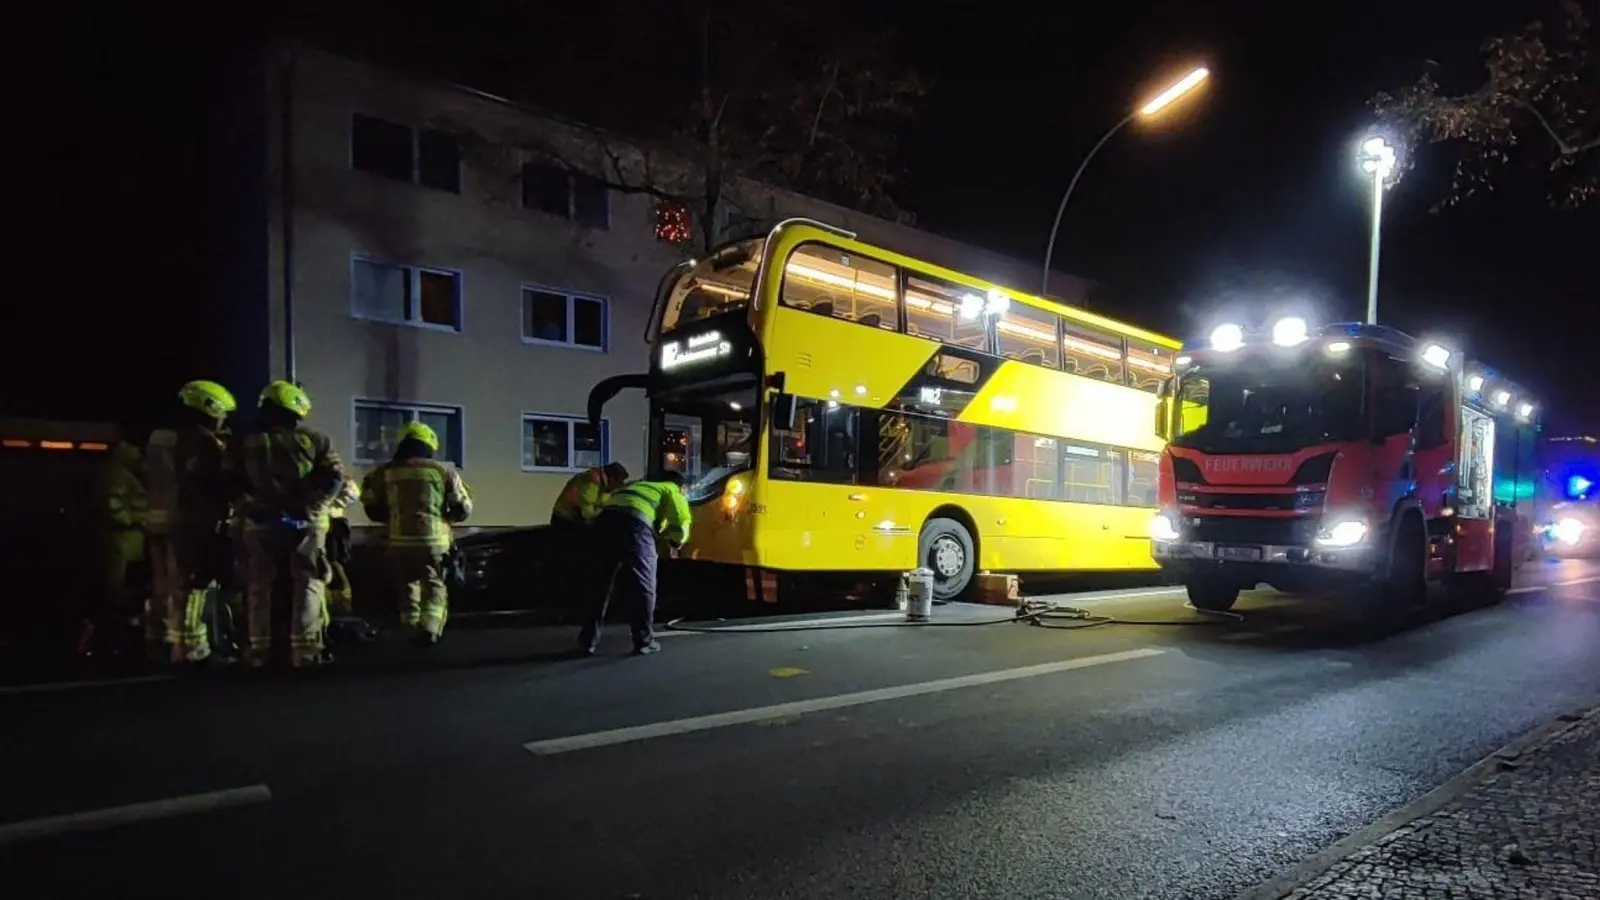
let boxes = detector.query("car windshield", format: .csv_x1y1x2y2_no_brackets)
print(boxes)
1172,353,1366,453
659,239,764,334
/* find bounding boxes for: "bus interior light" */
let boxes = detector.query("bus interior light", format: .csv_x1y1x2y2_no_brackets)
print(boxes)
1493,390,1511,408
1517,402,1534,420
1421,344,1451,369
1175,355,1192,367
1468,374,1485,392
1271,317,1308,347
1210,323,1244,352
958,293,984,321
1326,341,1352,353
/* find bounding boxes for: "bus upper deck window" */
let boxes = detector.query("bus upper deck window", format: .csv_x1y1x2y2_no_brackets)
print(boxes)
996,304,1061,369
782,245,898,330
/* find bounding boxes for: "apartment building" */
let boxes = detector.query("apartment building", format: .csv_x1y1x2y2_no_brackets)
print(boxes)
224,46,1091,526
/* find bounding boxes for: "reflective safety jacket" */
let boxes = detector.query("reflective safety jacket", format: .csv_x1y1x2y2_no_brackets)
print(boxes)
360,458,472,551
144,425,232,536
237,426,344,531
602,480,693,546
107,441,148,530
551,468,609,524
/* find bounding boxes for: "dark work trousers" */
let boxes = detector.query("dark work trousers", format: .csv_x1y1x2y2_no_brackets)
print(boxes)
549,516,589,607
580,512,658,651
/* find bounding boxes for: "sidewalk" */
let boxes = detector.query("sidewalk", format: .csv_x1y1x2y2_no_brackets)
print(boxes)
1248,704,1600,900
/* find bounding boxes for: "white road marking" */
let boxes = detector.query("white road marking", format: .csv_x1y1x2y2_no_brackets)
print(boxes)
1507,575,1600,596
0,675,172,697
524,647,1165,755
0,785,272,846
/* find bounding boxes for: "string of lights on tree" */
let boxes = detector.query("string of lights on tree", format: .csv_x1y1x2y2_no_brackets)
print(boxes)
652,199,693,244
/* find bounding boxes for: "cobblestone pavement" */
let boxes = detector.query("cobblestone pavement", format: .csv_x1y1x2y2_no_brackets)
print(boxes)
1284,710,1600,900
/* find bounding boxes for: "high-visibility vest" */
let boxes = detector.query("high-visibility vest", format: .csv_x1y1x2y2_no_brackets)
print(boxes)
551,468,607,523
603,480,693,545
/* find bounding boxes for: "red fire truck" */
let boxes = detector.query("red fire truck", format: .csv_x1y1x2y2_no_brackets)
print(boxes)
1150,319,1539,611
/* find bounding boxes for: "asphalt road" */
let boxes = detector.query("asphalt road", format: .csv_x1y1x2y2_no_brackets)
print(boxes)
4,559,1600,900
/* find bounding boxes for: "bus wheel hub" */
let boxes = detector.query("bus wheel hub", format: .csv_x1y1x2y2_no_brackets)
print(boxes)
932,537,965,578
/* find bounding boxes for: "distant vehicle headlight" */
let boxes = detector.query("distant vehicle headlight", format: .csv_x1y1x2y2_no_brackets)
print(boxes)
1554,517,1586,546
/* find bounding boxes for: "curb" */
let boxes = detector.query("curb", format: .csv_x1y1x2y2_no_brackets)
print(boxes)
1232,695,1600,900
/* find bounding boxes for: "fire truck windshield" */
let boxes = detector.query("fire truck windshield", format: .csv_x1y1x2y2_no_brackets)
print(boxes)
1171,353,1366,453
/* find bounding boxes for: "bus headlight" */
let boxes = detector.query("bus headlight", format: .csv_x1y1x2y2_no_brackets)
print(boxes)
1315,518,1369,548
721,477,746,517
1554,517,1586,546
1149,512,1180,542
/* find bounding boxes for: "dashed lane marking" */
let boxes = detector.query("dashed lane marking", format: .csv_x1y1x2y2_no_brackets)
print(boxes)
0,785,272,846
523,647,1165,755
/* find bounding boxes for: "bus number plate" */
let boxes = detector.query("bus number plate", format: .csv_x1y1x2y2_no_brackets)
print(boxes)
1217,545,1263,561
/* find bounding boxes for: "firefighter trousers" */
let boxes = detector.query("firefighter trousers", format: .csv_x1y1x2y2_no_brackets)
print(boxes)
147,531,219,661
243,525,329,667
388,544,450,638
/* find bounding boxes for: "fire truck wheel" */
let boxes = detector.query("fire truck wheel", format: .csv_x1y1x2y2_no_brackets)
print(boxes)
919,517,976,603
1185,578,1240,611
1383,514,1427,607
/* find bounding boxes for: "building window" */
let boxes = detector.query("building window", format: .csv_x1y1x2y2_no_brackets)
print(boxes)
350,114,460,193
353,401,464,466
523,413,608,472
352,258,462,331
520,163,610,229
522,286,607,351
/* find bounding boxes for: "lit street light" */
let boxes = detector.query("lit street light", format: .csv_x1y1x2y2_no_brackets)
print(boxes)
1357,135,1397,325
1040,66,1211,297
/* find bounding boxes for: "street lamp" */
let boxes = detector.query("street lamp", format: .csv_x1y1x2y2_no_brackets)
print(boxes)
1040,66,1210,297
1357,136,1397,325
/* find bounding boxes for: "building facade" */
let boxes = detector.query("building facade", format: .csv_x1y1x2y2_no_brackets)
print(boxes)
236,47,1091,527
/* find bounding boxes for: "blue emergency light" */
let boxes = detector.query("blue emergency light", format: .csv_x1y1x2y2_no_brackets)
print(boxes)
1569,474,1595,500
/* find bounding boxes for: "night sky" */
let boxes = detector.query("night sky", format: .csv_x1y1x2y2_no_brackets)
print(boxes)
20,1,1598,431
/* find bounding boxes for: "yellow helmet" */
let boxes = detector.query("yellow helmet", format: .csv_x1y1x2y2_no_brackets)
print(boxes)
178,380,238,419
397,421,440,452
259,380,312,417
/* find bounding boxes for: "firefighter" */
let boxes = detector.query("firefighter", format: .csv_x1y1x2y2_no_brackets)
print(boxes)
360,421,472,645
579,472,692,657
144,381,237,665
550,462,630,527
237,381,345,669
105,439,148,625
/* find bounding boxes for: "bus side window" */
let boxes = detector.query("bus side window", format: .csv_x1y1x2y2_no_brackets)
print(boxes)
904,274,988,351
995,305,1061,368
1125,450,1160,507
1061,442,1123,505
1061,321,1125,385
781,245,899,331
769,399,859,484
1125,339,1174,394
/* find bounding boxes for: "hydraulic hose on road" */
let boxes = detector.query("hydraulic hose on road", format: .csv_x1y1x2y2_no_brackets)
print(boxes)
664,601,1243,635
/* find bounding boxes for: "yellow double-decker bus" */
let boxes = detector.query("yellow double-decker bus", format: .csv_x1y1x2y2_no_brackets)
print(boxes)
589,219,1180,601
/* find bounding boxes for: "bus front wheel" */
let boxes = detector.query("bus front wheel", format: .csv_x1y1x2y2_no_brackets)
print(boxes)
919,517,976,603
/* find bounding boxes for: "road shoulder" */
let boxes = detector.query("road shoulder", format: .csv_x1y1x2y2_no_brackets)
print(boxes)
1234,694,1600,900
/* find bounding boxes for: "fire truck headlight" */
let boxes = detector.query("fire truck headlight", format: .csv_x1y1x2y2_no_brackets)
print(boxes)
1555,517,1586,546
1315,518,1369,548
1210,323,1244,352
1272,317,1308,347
1149,512,1181,542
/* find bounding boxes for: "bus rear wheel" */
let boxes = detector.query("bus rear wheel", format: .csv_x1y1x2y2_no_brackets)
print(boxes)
919,517,975,603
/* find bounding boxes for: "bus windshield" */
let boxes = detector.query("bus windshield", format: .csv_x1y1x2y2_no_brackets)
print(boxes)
656,388,758,504
660,238,764,334
1171,353,1366,453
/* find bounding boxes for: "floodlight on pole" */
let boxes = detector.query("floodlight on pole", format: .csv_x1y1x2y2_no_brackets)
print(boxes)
1357,136,1397,325
1040,67,1210,297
